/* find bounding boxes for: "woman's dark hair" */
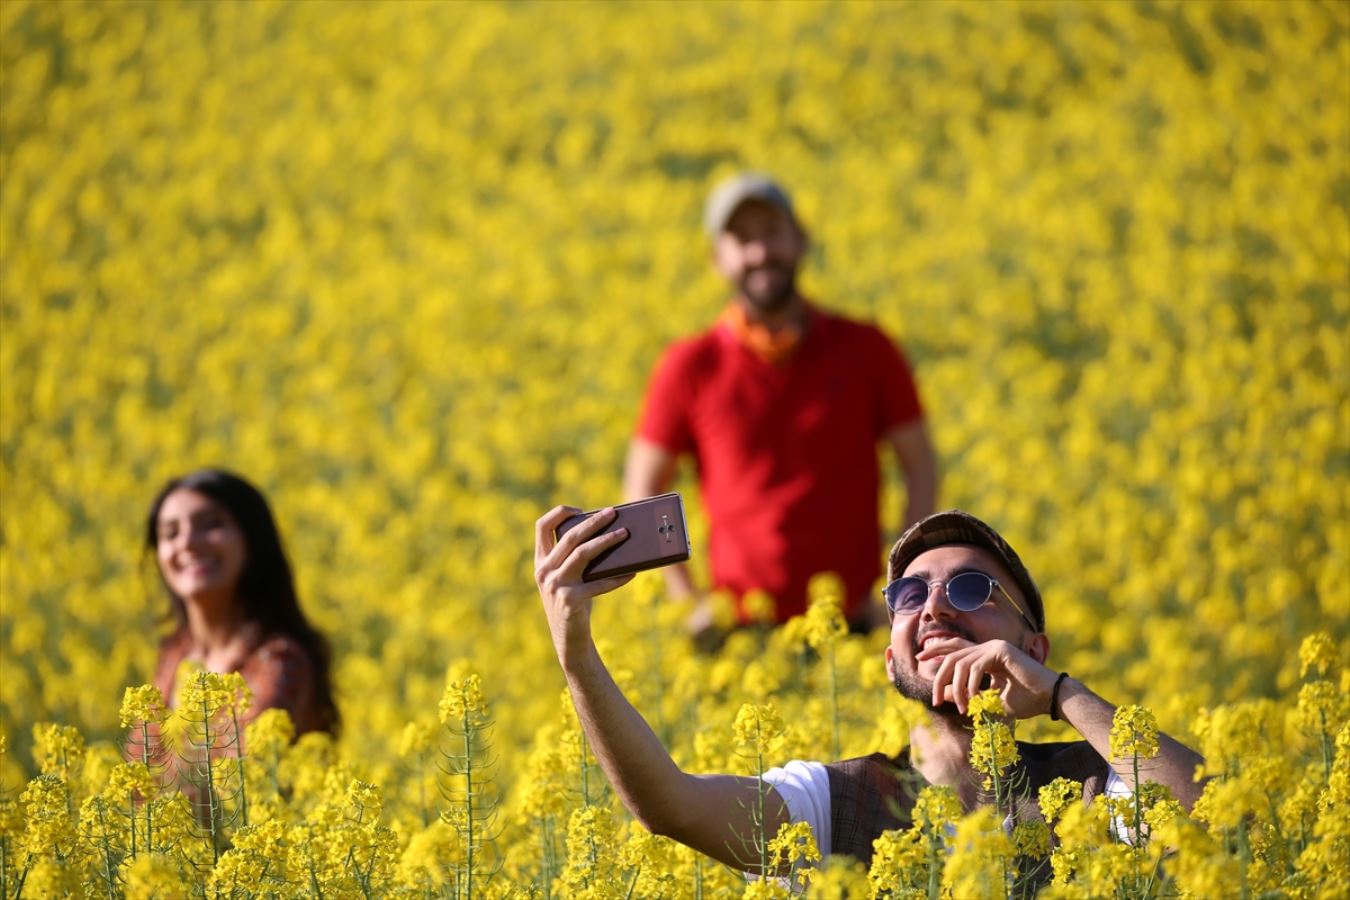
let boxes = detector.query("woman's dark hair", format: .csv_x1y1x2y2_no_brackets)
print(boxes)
146,468,340,735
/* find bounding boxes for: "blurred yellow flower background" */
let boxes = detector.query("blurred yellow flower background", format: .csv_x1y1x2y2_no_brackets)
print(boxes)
1,0,1346,895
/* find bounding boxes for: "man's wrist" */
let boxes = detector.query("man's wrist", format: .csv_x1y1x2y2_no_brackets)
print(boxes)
1048,671,1071,720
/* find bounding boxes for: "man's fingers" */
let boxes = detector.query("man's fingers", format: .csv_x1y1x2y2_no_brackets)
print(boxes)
554,507,619,559
967,659,988,709
588,572,637,594
915,637,974,660
535,505,583,564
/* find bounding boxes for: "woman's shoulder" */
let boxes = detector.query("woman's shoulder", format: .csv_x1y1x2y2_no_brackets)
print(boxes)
250,632,316,670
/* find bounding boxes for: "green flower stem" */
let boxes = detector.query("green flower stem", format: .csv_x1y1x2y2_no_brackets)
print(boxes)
230,708,248,829
755,745,768,876
927,823,942,900
827,643,840,761
462,706,475,900
1132,747,1143,892
128,794,137,858
579,729,592,808
540,814,556,900
1319,710,1332,780
96,801,117,900
139,720,154,851
198,688,221,864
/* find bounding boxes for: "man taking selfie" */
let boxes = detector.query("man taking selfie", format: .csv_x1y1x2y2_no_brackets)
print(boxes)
624,172,939,636
533,506,1206,879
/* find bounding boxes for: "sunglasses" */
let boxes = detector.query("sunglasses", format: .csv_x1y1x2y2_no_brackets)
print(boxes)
882,571,1039,632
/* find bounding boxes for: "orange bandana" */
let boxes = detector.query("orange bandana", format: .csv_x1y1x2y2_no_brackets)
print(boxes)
719,303,809,365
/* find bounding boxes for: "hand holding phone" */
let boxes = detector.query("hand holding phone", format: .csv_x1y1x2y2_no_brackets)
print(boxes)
553,493,691,582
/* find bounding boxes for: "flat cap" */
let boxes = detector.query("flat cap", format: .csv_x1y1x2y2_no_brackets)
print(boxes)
887,509,1045,631
703,172,797,237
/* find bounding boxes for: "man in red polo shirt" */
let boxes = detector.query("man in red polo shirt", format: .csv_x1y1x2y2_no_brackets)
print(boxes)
624,173,938,634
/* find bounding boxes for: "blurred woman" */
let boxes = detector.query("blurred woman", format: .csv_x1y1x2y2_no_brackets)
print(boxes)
143,468,339,738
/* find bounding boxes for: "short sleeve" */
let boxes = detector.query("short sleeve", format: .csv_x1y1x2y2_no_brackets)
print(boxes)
635,343,697,454
761,759,833,857
1102,769,1137,844
869,329,924,431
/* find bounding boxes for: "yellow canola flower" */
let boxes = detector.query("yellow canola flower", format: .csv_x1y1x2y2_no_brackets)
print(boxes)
1038,777,1082,825
733,702,786,754
1012,818,1051,860
968,689,1020,786
177,667,251,724
913,784,963,834
119,685,169,728
1296,680,1347,739
31,722,85,781
396,720,436,758
1109,704,1161,761
742,590,777,627
942,806,1015,898
123,853,179,899
101,761,153,804
22,857,85,898
439,663,489,725
245,707,295,759
867,825,927,894
767,818,821,873
397,819,463,890
560,805,621,897
1299,632,1340,680
20,774,76,857
802,574,848,650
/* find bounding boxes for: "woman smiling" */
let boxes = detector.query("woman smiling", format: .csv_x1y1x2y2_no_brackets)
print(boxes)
144,468,339,739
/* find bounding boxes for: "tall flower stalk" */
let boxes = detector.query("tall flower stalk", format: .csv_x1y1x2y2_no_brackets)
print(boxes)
803,579,849,761
732,702,786,876
439,663,498,898
968,689,1023,897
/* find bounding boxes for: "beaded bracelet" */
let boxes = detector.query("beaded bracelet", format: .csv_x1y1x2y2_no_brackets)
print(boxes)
1049,671,1071,721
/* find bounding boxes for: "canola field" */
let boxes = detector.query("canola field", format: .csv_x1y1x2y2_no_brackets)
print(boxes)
1,0,1347,896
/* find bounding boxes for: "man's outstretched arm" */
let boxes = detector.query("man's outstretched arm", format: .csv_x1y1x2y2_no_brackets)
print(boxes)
534,505,792,870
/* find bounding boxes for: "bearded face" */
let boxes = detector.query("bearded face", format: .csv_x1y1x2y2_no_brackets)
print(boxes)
712,201,806,315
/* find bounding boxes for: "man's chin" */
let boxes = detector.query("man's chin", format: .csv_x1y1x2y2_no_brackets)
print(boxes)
892,670,963,719
740,274,796,313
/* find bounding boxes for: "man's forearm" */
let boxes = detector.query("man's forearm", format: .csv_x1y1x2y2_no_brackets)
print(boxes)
1057,677,1206,809
561,641,697,835
560,640,785,868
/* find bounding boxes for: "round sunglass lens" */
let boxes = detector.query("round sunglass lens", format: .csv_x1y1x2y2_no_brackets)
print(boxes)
946,572,993,611
889,578,929,613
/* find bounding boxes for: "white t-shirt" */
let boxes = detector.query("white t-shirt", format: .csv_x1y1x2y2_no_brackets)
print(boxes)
761,758,1134,855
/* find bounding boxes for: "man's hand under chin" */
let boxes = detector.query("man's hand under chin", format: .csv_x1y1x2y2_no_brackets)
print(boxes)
917,638,1059,719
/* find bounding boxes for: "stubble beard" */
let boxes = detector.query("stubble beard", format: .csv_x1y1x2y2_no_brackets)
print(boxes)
740,264,798,315
892,624,977,720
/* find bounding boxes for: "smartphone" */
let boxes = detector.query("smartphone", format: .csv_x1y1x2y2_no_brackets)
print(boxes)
554,492,691,582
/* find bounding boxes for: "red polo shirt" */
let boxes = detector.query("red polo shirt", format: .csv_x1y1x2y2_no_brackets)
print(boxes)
636,307,924,622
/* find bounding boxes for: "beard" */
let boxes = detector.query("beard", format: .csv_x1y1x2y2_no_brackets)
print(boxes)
738,263,798,314
891,665,961,717
890,623,977,719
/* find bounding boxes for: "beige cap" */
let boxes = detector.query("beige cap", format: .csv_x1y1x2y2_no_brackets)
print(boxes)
703,172,797,237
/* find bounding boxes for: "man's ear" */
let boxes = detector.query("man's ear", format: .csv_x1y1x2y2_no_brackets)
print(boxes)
1025,632,1050,665
793,222,810,256
884,646,896,681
